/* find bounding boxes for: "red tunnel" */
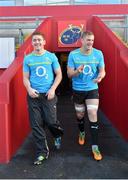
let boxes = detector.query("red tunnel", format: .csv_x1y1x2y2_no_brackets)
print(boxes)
0,4,128,163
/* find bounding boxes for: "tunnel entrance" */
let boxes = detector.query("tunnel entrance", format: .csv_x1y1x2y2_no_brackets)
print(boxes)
56,52,72,96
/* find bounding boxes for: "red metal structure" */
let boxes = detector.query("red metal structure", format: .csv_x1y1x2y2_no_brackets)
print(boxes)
0,5,128,163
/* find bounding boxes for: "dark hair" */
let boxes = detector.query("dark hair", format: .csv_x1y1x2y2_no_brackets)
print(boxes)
32,32,45,39
81,31,94,39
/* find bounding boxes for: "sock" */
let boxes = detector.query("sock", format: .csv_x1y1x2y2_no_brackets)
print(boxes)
77,117,85,132
89,121,99,145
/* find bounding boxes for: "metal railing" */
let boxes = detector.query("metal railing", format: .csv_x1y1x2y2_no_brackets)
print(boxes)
0,16,50,46
0,0,127,6
94,14,128,45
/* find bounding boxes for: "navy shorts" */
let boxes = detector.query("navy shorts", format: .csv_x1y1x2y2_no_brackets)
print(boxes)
73,89,99,104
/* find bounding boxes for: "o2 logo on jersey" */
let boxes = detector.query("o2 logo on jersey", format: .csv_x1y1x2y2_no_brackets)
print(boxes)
59,24,84,47
83,65,93,76
36,66,48,79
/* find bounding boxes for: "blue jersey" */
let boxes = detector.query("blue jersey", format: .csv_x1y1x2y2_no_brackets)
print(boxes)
23,51,60,93
67,48,105,91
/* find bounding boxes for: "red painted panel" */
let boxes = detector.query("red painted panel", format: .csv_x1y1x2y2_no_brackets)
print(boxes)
0,104,10,163
116,50,128,140
0,5,128,17
0,58,30,163
92,16,128,141
10,76,29,154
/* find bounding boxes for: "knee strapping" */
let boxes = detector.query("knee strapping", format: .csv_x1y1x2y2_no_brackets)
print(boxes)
75,104,85,113
87,104,98,110
75,104,85,119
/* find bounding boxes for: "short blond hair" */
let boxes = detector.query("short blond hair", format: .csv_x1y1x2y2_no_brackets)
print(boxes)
81,31,94,39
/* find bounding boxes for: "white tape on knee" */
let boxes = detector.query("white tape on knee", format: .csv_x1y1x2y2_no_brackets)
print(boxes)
75,105,85,112
87,105,98,110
